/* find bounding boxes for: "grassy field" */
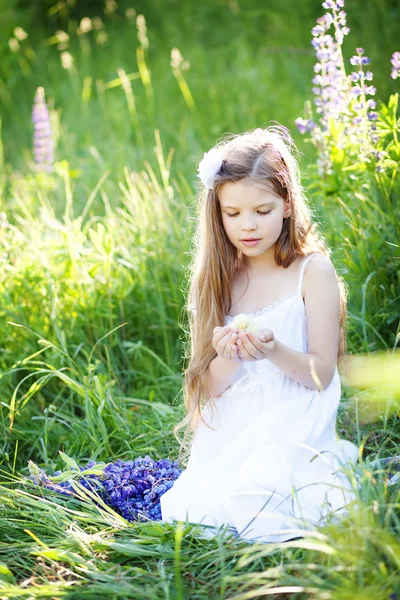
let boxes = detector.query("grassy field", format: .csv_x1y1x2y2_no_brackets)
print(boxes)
0,0,399,597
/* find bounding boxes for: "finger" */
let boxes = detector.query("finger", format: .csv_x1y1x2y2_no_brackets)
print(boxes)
213,326,231,346
246,331,267,354
231,341,238,360
216,325,231,340
223,335,237,360
248,330,272,354
258,329,274,342
219,332,237,356
243,332,265,360
214,325,231,333
237,334,257,361
213,325,224,337
222,330,236,348
226,332,238,353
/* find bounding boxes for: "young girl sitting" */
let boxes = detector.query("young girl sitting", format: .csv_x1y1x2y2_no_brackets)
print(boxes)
159,125,359,543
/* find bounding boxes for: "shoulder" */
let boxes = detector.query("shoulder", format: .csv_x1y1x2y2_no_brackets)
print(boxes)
302,253,339,307
303,253,337,287
306,252,335,271
303,253,340,309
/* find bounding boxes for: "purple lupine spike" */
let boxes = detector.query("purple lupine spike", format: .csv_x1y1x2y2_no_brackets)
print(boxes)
295,0,385,174
28,455,183,523
32,86,54,173
294,117,316,134
348,48,380,160
295,0,352,174
390,52,400,80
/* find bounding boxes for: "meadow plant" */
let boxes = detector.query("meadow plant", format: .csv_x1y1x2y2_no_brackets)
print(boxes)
31,86,54,173
295,0,400,354
0,3,400,596
295,0,398,176
391,52,400,80
28,453,182,523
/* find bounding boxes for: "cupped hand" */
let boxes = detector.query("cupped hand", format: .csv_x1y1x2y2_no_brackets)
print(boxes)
212,325,242,363
236,328,275,362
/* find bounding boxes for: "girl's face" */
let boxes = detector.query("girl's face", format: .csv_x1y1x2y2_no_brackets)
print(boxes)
219,179,291,268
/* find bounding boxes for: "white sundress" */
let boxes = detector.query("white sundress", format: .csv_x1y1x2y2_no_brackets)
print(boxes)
160,253,360,543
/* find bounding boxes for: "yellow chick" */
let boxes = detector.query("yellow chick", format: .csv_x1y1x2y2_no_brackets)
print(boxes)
231,314,261,338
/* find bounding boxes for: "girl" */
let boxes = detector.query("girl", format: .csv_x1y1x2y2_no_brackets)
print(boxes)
160,125,359,544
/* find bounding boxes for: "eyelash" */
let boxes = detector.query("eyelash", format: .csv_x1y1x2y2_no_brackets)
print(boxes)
226,210,272,217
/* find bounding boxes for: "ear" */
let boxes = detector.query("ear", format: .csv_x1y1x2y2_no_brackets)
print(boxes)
283,199,292,219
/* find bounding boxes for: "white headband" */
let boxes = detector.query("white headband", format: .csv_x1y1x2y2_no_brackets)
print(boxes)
196,132,296,190
196,147,224,189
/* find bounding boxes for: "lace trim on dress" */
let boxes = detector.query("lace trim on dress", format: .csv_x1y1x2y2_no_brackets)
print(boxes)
225,253,317,320
226,289,299,320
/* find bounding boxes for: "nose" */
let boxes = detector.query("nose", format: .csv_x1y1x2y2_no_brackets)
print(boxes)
242,226,258,233
241,220,257,230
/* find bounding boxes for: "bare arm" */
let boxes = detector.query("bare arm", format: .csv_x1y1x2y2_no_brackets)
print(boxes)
266,340,333,390
267,254,341,390
189,276,243,399
206,355,242,398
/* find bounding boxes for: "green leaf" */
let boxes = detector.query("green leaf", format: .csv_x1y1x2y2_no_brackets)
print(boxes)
58,451,81,472
0,563,16,583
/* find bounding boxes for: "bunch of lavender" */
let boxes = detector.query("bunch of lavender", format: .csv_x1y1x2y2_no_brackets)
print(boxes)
32,86,54,173
295,0,392,175
28,454,182,522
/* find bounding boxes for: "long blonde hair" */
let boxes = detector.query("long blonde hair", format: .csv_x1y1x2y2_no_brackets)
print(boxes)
174,124,348,467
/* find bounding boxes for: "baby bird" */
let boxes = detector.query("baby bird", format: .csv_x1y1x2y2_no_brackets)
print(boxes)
231,314,261,337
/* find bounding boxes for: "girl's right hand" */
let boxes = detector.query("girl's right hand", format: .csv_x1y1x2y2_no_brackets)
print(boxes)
212,326,241,363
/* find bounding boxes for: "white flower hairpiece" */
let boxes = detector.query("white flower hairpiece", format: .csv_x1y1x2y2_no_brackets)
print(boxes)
196,147,224,189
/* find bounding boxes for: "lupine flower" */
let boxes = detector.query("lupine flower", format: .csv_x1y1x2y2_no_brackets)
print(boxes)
390,52,400,79
295,0,385,174
348,48,381,162
294,117,316,134
28,455,182,522
296,0,352,175
32,87,54,173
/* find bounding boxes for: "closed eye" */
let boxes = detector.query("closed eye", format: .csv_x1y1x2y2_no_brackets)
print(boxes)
227,210,272,217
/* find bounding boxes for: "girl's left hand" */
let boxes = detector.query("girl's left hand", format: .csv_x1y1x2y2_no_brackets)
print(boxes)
236,329,275,362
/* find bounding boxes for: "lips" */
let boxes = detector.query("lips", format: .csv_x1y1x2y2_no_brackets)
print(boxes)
241,238,261,241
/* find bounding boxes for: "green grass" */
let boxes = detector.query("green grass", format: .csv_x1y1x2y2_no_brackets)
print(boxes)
0,0,399,597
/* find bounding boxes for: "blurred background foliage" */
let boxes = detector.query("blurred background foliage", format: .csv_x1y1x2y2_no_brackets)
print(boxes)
0,1,399,597
0,0,398,474
1,0,399,178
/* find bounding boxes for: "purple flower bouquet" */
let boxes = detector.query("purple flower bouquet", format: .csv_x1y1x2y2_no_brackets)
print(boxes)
28,453,182,522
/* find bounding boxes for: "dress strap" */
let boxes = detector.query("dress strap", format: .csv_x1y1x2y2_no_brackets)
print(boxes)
297,253,317,296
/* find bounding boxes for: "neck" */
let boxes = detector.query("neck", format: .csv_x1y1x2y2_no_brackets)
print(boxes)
238,249,278,276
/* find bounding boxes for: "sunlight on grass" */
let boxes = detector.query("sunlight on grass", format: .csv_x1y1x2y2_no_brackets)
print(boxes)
0,0,399,597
